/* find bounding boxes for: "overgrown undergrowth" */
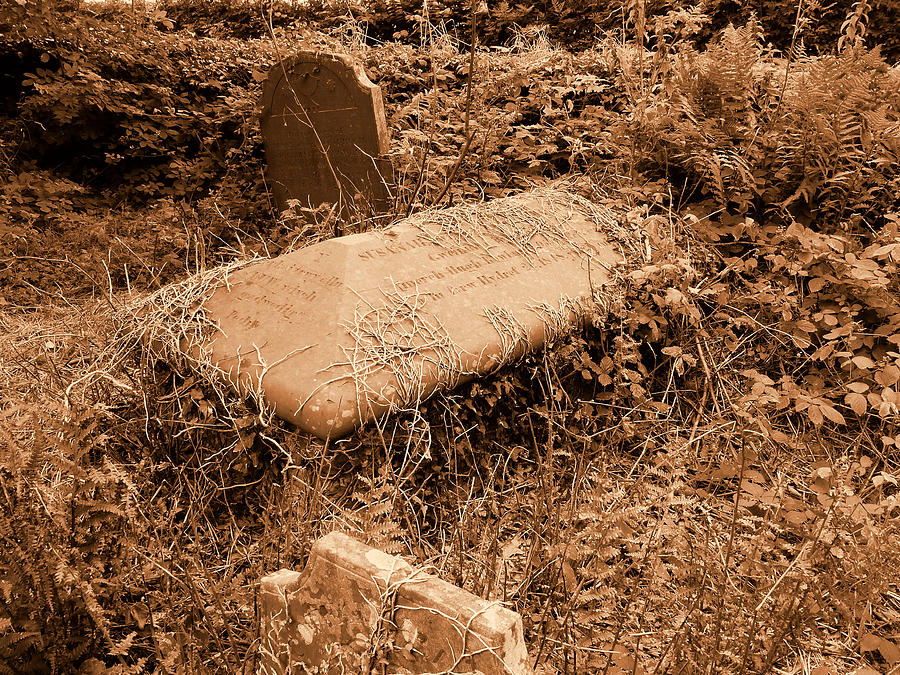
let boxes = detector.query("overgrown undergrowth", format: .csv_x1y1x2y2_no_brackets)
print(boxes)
1,1,899,673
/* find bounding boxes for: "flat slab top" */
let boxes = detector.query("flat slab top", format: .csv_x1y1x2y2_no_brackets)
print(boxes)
198,189,626,438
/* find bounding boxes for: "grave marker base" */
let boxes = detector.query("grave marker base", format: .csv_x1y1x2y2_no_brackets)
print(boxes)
259,532,532,675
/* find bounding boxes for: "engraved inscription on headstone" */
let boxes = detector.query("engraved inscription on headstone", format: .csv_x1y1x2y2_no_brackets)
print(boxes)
260,51,393,217
259,532,532,675
199,189,628,439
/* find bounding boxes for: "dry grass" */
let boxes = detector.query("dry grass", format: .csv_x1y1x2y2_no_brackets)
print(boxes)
2,11,899,674
2,188,899,675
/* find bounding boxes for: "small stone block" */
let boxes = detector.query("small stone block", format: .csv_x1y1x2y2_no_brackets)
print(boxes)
198,189,627,439
258,532,532,675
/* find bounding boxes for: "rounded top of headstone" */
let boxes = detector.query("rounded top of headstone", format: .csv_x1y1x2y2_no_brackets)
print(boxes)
259,49,393,216
261,50,380,117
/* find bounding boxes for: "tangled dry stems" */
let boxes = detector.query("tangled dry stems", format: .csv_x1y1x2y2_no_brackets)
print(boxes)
3,3,899,672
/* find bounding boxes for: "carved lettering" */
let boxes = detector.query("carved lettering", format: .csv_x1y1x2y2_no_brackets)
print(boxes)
198,191,625,439
221,232,593,337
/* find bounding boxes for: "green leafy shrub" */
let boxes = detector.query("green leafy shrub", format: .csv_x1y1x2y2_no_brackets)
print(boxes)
156,0,308,38
716,213,900,429
611,16,900,436
5,9,272,202
700,0,900,61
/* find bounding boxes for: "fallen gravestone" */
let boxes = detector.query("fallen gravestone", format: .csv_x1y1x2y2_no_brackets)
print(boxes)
189,188,629,439
259,531,531,675
260,51,393,217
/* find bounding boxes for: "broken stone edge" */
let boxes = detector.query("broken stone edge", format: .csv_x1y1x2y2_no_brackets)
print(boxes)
259,531,532,675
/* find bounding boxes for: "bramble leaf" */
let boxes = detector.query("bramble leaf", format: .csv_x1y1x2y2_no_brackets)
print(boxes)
845,392,868,415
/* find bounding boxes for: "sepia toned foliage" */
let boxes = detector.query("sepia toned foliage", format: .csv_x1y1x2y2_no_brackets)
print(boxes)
1,0,898,673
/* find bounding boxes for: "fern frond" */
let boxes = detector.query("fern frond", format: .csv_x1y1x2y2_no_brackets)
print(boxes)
366,521,405,554
68,637,92,660
75,498,127,520
789,37,807,63
45,450,88,481
0,630,42,658
71,571,111,641
109,630,137,657
392,90,428,128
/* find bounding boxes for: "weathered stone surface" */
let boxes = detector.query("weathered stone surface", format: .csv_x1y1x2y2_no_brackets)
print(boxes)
261,51,393,216
258,532,531,675
199,189,626,439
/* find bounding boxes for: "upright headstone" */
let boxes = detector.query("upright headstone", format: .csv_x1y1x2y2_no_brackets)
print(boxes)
260,51,393,217
189,188,631,439
258,532,532,675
